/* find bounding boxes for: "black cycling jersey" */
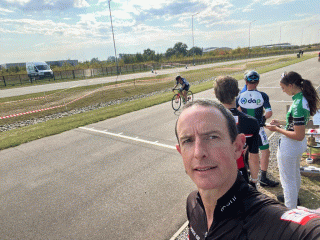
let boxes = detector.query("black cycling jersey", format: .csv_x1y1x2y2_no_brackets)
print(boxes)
187,173,320,240
230,108,259,154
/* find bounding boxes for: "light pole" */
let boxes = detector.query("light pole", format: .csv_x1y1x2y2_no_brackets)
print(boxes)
192,12,199,66
108,0,119,76
248,20,256,58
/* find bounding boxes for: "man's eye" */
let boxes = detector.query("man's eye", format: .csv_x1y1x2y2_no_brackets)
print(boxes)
182,139,192,144
209,135,218,140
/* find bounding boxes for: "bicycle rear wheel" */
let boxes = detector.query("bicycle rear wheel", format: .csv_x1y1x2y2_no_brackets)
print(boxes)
172,94,181,111
187,91,194,102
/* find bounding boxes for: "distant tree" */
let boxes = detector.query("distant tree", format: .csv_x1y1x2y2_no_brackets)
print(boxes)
165,48,175,58
143,48,156,61
188,47,202,56
136,53,144,63
90,57,100,64
107,56,116,62
173,42,188,56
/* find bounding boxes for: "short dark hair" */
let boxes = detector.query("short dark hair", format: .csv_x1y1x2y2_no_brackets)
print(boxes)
175,99,238,144
214,76,239,104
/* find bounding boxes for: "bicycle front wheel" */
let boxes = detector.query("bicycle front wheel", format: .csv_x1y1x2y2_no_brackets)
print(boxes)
187,91,194,102
172,94,181,111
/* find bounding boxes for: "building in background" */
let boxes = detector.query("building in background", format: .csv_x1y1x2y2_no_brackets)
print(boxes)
1,62,26,69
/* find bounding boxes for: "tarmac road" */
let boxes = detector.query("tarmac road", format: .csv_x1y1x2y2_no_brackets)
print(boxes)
0,57,319,240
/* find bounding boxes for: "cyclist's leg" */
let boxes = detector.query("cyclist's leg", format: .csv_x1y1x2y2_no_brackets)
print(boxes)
182,90,187,103
183,85,190,102
248,152,259,183
258,127,279,187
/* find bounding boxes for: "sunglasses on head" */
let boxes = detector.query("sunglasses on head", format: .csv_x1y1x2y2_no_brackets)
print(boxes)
280,71,287,80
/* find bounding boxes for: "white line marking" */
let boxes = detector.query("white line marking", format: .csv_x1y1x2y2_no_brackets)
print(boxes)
169,221,189,240
79,127,176,150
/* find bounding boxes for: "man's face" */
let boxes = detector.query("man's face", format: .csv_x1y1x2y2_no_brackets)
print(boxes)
246,81,258,90
176,105,243,191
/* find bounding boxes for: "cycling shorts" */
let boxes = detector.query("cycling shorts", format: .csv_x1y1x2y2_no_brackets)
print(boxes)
181,84,190,92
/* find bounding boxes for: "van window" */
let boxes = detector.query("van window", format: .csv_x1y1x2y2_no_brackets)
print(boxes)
36,65,50,70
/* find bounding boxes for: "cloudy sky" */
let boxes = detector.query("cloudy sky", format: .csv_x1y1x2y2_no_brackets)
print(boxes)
0,0,319,63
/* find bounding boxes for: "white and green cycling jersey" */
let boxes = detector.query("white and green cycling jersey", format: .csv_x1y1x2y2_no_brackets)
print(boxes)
236,90,272,127
286,92,310,131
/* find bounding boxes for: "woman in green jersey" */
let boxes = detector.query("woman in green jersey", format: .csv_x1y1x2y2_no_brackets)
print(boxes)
266,71,320,209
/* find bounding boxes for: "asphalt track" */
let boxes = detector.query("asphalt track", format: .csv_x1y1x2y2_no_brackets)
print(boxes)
0,57,319,239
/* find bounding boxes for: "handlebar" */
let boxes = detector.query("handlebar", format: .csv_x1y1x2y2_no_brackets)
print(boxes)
172,88,181,92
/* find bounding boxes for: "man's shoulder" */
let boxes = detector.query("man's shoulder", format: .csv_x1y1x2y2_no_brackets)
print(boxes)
243,195,320,239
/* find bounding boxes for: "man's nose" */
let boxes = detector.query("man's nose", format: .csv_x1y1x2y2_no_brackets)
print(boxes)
194,138,207,160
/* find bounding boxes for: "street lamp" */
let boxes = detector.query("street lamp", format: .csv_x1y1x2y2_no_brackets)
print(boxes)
248,20,256,58
108,0,119,76
192,12,199,66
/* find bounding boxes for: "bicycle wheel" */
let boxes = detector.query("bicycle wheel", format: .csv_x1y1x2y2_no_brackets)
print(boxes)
172,94,181,111
187,91,194,102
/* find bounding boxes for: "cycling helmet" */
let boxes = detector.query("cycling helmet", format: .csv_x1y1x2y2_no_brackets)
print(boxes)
245,70,260,82
176,75,182,81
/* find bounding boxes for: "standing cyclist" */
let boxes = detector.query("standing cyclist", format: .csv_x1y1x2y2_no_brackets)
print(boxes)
173,75,190,104
236,70,279,187
214,76,260,188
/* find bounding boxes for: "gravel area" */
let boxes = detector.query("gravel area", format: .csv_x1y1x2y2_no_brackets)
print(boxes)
0,88,170,132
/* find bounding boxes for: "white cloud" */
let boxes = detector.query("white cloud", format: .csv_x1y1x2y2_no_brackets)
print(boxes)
263,0,295,5
4,0,30,5
0,7,14,13
74,0,90,8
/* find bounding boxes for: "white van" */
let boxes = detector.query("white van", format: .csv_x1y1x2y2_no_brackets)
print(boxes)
26,61,54,80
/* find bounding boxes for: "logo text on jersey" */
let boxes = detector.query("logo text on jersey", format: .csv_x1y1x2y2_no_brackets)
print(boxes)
240,98,261,105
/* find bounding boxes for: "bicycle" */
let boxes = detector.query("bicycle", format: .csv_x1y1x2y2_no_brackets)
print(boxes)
171,88,193,111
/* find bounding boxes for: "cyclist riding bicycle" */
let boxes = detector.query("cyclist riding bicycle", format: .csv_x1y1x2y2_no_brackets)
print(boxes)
172,75,190,104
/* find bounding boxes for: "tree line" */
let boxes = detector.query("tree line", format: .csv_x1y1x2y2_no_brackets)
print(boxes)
1,42,318,75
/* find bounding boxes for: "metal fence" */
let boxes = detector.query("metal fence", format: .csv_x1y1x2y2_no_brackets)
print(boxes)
0,64,158,87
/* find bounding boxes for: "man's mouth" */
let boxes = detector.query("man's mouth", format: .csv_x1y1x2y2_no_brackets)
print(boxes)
195,166,216,171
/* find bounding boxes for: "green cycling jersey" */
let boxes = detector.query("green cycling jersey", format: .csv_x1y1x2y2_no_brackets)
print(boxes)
286,92,310,131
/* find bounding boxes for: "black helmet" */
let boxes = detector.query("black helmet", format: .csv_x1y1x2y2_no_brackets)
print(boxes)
176,75,181,81
245,71,260,82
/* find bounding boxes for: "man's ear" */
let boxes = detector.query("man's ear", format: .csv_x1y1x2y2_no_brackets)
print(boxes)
234,134,245,159
176,144,182,154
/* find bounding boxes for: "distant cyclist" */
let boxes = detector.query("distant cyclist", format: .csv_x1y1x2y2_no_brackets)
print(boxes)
172,75,190,104
236,70,279,187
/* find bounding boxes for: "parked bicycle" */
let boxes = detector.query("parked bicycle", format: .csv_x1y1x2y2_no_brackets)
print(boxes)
171,88,193,111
